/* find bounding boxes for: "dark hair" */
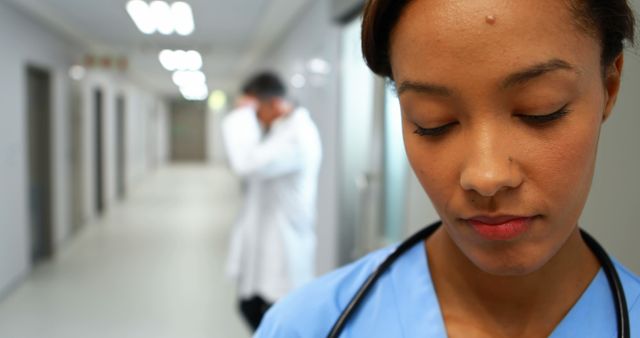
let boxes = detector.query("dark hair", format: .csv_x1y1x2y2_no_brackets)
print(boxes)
362,0,636,79
242,72,286,100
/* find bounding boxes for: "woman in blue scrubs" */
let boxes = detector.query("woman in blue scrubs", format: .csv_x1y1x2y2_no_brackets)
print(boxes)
256,0,639,336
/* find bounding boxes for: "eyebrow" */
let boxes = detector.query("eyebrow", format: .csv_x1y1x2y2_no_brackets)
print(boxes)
501,59,578,89
396,58,578,97
396,81,453,97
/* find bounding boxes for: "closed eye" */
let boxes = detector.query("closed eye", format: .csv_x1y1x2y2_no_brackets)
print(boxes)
518,105,570,124
413,106,569,137
413,122,458,137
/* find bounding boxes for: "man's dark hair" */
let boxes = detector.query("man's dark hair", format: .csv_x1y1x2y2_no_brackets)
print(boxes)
361,0,636,79
242,72,286,100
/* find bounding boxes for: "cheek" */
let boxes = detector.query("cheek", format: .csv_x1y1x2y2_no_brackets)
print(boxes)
402,118,458,213
531,116,601,219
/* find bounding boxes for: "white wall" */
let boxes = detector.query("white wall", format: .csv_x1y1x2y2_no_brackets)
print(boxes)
331,0,363,21
0,2,170,298
80,72,169,221
338,16,376,261
208,109,228,164
155,100,170,166
581,39,640,272
146,97,166,170
0,1,80,296
80,71,118,220
126,85,155,183
259,0,342,274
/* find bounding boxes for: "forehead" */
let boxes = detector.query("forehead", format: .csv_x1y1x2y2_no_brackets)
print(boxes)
389,0,600,85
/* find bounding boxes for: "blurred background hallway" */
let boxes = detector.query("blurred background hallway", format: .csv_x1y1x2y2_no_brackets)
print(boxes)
0,0,639,336
0,165,249,338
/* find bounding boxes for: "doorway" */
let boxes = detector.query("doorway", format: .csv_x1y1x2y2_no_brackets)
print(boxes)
170,100,207,162
26,66,54,263
69,81,85,233
116,95,126,199
94,89,105,215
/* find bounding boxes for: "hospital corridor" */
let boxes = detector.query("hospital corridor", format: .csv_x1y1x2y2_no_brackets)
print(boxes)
0,165,250,338
1,0,640,337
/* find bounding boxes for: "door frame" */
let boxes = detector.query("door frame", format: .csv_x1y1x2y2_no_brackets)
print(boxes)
94,88,105,215
25,65,54,263
116,94,127,199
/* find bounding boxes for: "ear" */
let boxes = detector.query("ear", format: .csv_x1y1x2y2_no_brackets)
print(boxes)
602,54,624,123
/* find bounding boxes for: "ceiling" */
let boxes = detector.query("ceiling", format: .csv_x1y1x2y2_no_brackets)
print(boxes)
7,0,318,97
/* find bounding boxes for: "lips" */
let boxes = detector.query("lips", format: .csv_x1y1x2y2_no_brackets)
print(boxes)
467,216,534,241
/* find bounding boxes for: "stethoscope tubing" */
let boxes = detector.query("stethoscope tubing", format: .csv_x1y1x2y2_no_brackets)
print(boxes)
581,230,630,337
327,221,630,338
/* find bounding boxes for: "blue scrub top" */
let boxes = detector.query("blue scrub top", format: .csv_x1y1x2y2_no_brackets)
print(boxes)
255,241,640,337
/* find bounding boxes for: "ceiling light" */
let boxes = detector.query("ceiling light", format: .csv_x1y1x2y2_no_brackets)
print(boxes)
159,50,202,71
184,50,202,70
150,1,173,35
173,50,187,70
68,65,86,80
172,70,206,87
171,2,195,36
291,74,306,89
308,58,331,75
128,1,194,35
159,49,176,70
126,0,155,34
180,84,208,101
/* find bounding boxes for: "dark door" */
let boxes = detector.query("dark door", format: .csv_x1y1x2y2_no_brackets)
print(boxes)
116,95,126,199
170,100,207,162
94,89,105,215
69,81,84,233
26,66,54,263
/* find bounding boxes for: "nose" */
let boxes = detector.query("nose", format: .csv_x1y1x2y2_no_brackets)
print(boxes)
459,129,523,197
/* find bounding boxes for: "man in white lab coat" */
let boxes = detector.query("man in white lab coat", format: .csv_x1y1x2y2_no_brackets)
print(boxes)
222,72,322,330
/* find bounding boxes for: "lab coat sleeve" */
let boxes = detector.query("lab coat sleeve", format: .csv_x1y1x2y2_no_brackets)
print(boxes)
234,130,303,179
221,106,262,174
222,108,305,179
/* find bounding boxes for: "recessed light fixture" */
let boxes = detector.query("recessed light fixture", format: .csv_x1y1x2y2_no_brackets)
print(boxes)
127,0,195,36
172,70,206,87
307,58,331,75
291,74,306,89
180,84,208,101
68,65,86,80
126,0,155,34
171,2,195,36
159,49,202,71
150,1,173,35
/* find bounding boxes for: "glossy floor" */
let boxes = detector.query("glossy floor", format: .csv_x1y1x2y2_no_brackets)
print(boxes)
0,164,251,338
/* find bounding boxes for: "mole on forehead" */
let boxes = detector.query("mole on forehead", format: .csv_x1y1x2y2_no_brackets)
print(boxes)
485,15,497,25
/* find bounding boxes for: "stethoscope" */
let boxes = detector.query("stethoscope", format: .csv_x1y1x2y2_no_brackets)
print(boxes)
328,221,630,338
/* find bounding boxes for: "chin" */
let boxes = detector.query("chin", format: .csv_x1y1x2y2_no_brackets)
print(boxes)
468,249,551,277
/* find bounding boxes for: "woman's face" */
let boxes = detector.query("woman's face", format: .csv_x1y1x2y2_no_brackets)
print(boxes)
390,0,622,275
